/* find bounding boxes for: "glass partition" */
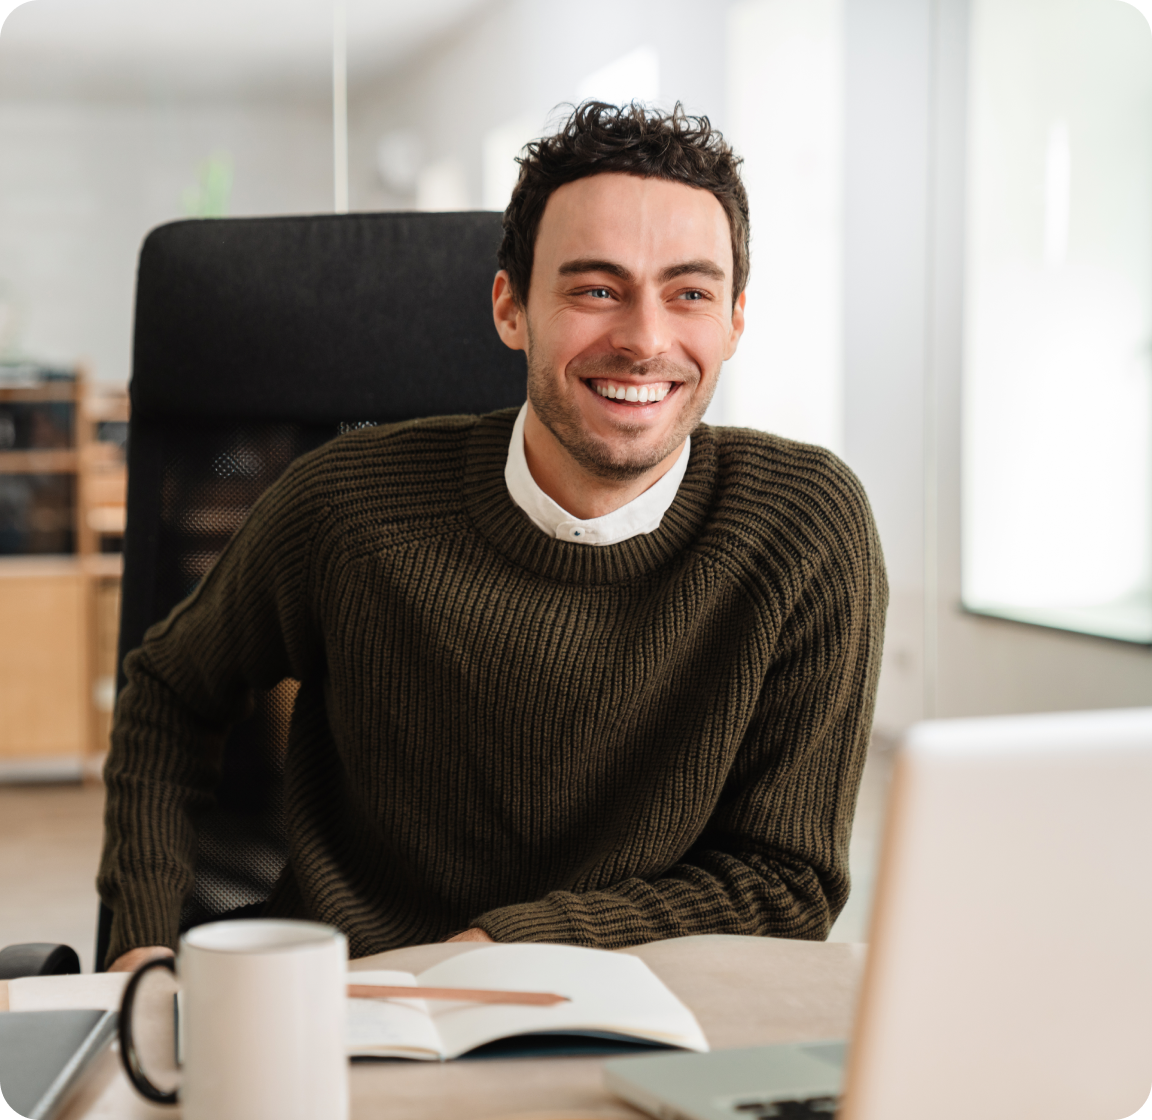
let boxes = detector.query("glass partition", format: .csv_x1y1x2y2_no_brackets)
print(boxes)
963,0,1152,643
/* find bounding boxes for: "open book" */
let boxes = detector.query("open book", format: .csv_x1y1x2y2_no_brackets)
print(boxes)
345,943,709,1061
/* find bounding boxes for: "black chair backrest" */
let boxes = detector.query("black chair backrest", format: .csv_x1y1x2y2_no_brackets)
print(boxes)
103,212,524,966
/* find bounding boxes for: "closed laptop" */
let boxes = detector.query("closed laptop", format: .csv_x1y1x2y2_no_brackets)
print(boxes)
607,707,1152,1120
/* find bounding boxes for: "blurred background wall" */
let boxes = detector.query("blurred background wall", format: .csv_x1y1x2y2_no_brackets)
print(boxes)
0,0,1148,747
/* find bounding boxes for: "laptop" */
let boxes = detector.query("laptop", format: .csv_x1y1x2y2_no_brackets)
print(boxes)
0,1009,117,1120
605,706,1152,1120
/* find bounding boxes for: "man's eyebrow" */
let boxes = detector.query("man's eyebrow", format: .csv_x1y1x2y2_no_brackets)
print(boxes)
659,260,726,282
557,258,635,281
556,258,727,283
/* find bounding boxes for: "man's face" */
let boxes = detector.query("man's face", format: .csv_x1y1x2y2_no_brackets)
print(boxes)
496,172,745,481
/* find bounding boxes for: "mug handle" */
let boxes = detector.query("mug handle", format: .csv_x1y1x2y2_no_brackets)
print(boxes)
118,956,179,1105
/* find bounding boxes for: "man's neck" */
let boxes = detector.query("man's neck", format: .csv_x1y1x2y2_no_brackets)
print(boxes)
521,402,687,520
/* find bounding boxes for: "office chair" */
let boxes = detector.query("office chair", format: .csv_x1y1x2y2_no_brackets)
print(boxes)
0,211,525,980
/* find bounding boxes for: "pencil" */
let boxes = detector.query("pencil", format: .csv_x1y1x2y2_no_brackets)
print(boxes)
346,983,569,1007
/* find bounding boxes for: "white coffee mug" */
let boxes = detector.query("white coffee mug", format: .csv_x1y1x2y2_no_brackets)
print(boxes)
119,919,348,1120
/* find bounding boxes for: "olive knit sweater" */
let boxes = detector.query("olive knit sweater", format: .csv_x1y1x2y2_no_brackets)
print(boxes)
98,408,887,964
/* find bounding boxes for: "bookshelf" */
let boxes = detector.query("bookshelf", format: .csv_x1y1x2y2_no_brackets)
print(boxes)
0,366,127,779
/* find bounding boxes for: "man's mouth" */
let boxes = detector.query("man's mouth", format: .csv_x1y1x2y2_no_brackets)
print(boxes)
587,378,676,404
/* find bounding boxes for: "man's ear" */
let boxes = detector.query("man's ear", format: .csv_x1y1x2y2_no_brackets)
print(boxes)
724,290,747,361
492,270,528,352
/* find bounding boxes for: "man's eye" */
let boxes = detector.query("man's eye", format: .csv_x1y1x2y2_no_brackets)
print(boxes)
678,290,708,301
585,287,613,299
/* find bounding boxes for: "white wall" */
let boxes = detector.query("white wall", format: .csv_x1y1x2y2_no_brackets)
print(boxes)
0,96,332,384
842,0,934,732
347,0,732,213
725,0,845,455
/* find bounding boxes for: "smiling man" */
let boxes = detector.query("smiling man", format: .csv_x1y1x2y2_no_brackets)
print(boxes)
98,103,887,972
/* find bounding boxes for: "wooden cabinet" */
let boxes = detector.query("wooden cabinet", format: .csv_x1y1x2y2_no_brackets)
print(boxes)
0,369,127,777
0,559,85,767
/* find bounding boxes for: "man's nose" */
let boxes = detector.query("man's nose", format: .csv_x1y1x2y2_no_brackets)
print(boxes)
608,290,670,361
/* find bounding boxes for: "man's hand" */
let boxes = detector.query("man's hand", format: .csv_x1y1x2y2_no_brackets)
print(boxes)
444,928,494,943
108,945,175,973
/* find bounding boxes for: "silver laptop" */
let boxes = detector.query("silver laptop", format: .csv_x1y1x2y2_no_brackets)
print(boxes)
606,707,1152,1120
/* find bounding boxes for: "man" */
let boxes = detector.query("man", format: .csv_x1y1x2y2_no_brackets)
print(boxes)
100,102,886,973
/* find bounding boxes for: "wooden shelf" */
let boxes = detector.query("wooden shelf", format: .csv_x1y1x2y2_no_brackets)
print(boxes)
0,554,122,577
0,448,78,473
0,554,86,578
0,383,77,404
0,368,128,776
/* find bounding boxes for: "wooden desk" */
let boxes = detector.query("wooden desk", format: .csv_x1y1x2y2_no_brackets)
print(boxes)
1,935,865,1120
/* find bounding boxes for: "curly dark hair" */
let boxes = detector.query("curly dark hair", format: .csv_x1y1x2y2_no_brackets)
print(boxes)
498,101,749,307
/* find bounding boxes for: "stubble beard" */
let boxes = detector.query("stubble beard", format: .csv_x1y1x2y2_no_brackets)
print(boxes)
525,339,716,483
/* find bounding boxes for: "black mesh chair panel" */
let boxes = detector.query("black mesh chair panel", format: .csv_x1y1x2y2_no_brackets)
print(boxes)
151,420,335,930
179,679,300,930
99,211,525,968
158,420,335,607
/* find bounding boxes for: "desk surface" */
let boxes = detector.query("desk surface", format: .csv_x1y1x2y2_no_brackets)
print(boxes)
2,935,865,1120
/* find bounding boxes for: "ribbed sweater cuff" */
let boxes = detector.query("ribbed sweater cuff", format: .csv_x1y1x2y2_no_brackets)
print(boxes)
471,896,584,945
104,883,184,966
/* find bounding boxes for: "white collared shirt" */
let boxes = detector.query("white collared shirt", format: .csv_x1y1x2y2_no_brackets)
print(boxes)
504,402,690,546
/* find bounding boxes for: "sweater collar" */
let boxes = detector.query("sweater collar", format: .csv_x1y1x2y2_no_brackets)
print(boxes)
464,408,717,585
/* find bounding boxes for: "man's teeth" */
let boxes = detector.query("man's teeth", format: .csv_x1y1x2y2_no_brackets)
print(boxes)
595,383,671,403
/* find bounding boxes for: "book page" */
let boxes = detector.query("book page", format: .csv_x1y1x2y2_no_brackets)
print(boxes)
7,973,128,1012
346,970,443,1060
415,944,709,1060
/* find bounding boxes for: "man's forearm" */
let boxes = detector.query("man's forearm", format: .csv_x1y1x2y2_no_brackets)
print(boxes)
471,846,838,949
97,645,235,965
